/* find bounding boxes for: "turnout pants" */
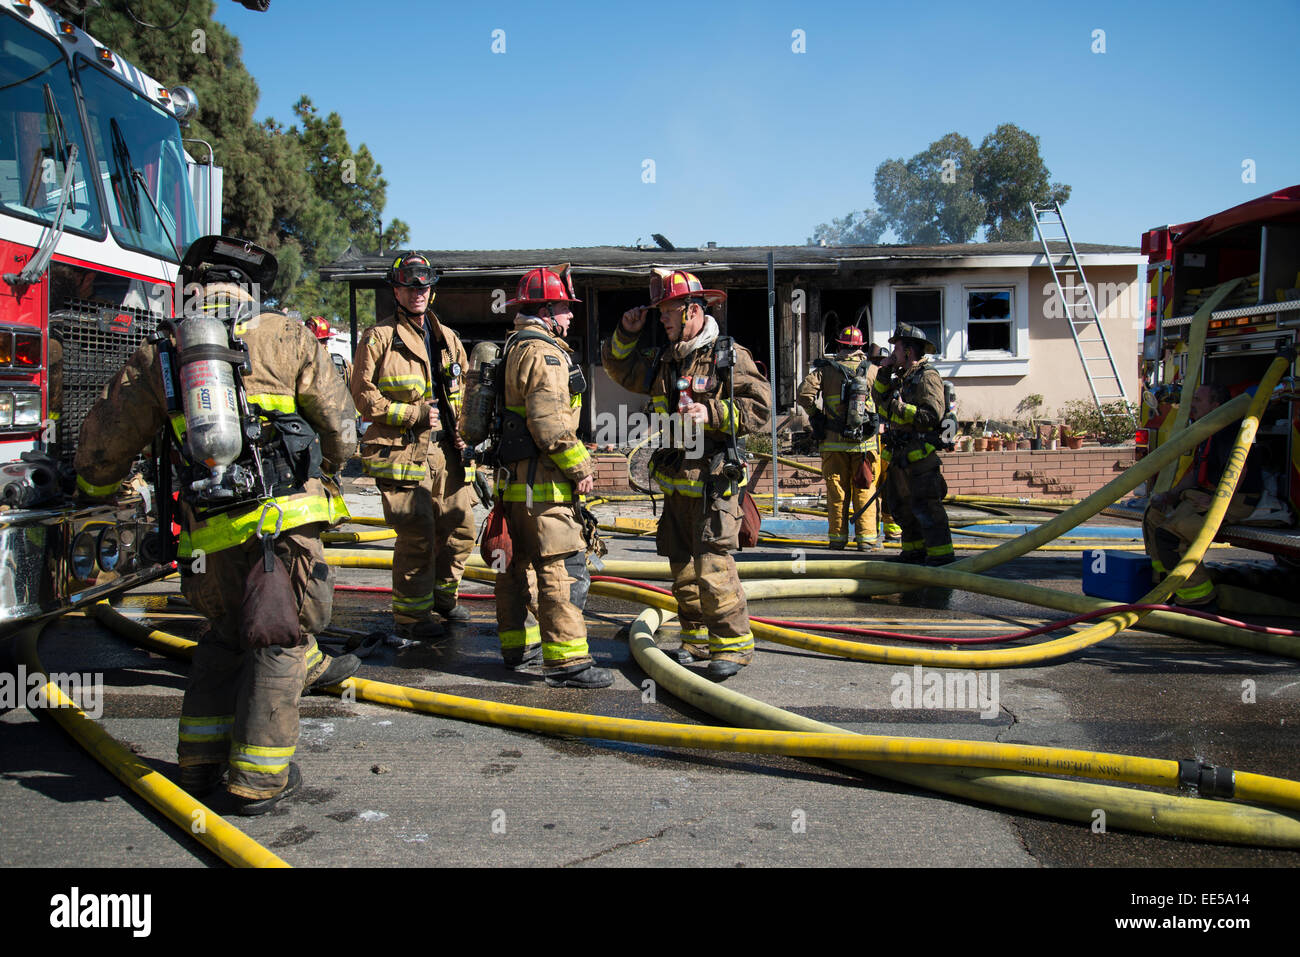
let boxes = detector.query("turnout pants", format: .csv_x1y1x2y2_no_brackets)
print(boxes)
495,501,593,671
822,450,876,545
883,454,953,563
1143,492,1256,605
379,442,477,624
178,525,333,799
656,489,754,663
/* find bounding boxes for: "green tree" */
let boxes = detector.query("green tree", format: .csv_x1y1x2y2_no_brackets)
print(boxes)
278,97,409,324
874,133,985,244
807,209,886,246
974,123,1071,241
812,124,1070,245
81,1,407,318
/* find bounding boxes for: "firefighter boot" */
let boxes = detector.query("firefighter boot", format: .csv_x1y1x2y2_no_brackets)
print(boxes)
544,662,615,689
179,763,225,797
502,643,542,672
439,604,471,622
395,618,446,642
305,652,360,692
233,762,302,817
706,653,752,681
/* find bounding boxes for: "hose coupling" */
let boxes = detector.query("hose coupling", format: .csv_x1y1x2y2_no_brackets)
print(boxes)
1178,759,1235,799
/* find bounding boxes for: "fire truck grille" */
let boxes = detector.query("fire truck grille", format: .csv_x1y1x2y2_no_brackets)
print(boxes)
52,299,161,469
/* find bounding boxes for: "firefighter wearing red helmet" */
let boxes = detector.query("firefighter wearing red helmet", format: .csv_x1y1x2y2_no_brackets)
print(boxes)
602,268,771,680
492,265,613,687
351,253,477,639
797,321,880,549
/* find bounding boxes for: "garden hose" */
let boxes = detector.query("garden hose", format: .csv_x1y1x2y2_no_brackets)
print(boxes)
16,620,289,868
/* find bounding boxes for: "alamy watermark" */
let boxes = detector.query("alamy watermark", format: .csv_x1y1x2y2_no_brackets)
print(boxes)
592,407,704,459
890,665,1000,719
0,665,102,718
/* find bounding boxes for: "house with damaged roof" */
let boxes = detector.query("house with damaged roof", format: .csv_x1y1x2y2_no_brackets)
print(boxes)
322,239,1145,442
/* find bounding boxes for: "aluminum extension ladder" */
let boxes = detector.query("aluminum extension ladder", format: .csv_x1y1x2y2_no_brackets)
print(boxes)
1031,202,1135,427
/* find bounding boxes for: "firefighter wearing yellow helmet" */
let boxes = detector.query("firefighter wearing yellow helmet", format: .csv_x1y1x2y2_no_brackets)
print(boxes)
75,236,358,814
602,269,772,680
351,253,477,639
797,322,880,549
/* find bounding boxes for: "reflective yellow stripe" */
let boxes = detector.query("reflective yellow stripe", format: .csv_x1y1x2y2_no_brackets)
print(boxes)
610,329,637,360
305,644,322,670
541,635,591,662
713,399,736,432
651,470,706,497
434,579,459,596
76,474,119,497
362,460,428,481
1176,580,1215,602
906,444,936,462
821,438,876,453
505,404,526,416
379,375,426,390
393,590,436,614
169,412,186,443
382,402,415,427
247,393,295,413
710,632,754,654
502,481,573,503
178,490,350,557
500,625,541,649
651,396,670,415
549,442,590,471
926,543,954,557
179,715,233,742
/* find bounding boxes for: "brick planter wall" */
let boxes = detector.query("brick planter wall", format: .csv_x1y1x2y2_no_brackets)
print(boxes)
589,447,1137,499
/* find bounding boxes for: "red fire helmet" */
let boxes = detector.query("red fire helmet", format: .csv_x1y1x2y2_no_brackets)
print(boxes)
306,315,332,341
648,268,726,308
835,325,864,348
506,264,581,307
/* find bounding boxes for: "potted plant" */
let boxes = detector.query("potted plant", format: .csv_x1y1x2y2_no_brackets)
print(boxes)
1015,394,1044,449
1058,400,1100,450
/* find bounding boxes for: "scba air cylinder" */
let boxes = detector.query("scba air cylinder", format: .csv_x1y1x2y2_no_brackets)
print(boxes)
177,316,243,477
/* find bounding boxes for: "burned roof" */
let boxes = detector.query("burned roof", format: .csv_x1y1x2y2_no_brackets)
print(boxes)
321,241,1141,285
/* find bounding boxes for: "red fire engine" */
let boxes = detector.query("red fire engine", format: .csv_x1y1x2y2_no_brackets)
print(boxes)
1139,186,1300,557
0,0,223,625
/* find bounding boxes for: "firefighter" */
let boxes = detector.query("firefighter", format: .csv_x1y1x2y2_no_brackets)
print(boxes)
867,343,903,543
351,253,477,638
493,265,613,688
797,325,879,549
602,269,772,680
307,315,350,388
1143,384,1261,610
74,236,358,815
874,322,954,565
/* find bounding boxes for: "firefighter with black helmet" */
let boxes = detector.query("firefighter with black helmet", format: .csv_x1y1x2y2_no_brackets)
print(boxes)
351,253,477,639
874,322,954,565
602,269,771,680
797,324,880,549
492,265,613,688
75,236,358,815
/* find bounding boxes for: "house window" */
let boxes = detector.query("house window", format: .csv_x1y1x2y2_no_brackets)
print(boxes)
895,288,942,353
966,289,1013,353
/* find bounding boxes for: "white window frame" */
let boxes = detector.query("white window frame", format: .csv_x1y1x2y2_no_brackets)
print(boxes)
963,285,1017,357
891,286,945,356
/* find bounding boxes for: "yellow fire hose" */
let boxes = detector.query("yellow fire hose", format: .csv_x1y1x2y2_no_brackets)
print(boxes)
15,622,289,868
86,600,1300,847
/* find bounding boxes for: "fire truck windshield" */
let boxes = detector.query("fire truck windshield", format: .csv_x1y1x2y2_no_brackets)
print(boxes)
77,58,198,262
0,21,102,235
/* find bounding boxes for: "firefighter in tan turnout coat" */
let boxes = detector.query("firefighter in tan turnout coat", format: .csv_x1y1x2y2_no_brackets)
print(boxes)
351,253,477,640
75,236,357,814
602,269,771,680
797,324,880,549
492,266,613,688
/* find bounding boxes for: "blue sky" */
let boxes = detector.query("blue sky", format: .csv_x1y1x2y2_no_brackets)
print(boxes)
214,0,1299,252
